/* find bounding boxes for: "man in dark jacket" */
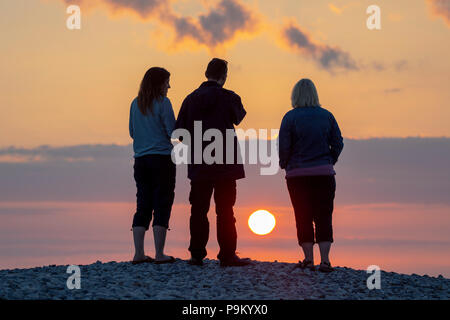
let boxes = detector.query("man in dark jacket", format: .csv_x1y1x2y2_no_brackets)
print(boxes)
175,58,251,267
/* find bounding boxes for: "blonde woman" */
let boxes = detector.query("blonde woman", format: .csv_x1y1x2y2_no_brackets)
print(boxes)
278,79,344,273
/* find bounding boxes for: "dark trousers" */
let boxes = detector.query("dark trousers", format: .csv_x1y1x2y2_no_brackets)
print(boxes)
132,154,176,230
188,179,238,261
286,175,336,245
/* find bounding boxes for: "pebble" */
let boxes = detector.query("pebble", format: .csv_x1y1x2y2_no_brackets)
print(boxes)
0,260,448,300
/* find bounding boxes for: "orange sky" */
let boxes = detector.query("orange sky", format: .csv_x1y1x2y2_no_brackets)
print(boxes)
1,201,449,277
1,0,449,147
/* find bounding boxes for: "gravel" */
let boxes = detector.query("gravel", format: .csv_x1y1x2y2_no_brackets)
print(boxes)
0,259,448,300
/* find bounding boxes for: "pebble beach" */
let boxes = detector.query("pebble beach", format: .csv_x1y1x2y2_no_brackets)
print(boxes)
0,259,449,300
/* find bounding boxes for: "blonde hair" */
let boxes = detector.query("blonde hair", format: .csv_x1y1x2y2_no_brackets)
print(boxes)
291,79,321,108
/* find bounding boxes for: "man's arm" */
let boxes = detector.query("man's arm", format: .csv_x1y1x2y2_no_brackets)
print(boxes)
230,94,246,126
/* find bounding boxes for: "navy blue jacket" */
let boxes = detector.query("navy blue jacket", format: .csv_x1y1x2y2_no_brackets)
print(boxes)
278,106,344,171
175,81,246,181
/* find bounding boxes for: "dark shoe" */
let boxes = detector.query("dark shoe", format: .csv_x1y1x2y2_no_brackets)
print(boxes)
154,256,176,265
187,257,203,266
318,261,334,273
131,256,154,265
220,255,252,267
296,259,316,271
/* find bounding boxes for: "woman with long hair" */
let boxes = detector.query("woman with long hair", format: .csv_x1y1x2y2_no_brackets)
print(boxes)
278,79,344,272
129,67,176,264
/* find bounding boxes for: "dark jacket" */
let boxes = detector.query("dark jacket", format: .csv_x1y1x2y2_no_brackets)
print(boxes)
278,106,344,171
175,81,246,181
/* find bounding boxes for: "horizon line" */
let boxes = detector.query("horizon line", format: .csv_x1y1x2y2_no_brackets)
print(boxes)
2,135,450,150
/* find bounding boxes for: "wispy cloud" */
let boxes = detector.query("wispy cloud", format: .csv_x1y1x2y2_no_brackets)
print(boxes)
57,0,385,74
0,145,128,163
280,22,358,71
384,88,403,94
164,0,260,49
394,59,409,71
365,59,409,73
60,0,261,51
1,138,450,204
328,3,343,15
426,0,450,26
327,2,360,15
61,0,169,19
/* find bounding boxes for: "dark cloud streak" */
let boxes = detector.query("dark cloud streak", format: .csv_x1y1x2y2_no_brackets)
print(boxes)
61,0,259,49
282,23,358,71
1,138,450,205
62,0,167,18
427,0,450,26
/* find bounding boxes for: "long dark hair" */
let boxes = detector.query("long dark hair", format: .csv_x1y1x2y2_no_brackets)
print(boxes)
137,67,170,115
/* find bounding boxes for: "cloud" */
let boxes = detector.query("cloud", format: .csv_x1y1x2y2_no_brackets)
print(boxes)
0,144,129,163
328,2,360,15
357,59,410,73
57,0,387,73
0,207,64,216
101,0,167,18
384,88,403,94
394,59,408,71
60,0,261,51
371,61,385,71
1,138,450,205
328,3,343,15
164,0,260,49
61,0,168,19
280,22,358,71
427,0,450,26
57,0,364,72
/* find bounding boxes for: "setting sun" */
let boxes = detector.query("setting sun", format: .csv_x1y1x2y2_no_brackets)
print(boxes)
248,210,276,235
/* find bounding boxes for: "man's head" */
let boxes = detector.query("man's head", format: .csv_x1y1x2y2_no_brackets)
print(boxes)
205,58,228,86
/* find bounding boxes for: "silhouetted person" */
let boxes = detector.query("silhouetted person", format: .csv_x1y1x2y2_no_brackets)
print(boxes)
175,58,251,267
278,79,344,273
129,67,176,264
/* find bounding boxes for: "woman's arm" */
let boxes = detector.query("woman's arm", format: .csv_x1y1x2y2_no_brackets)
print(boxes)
329,113,344,165
129,102,134,139
278,113,292,170
161,98,176,139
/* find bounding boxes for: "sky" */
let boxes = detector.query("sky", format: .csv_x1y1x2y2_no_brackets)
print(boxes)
0,0,449,277
1,139,450,276
1,0,450,147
